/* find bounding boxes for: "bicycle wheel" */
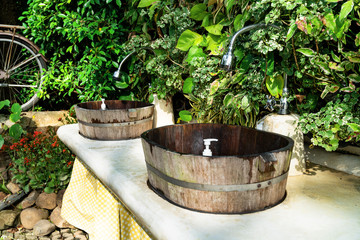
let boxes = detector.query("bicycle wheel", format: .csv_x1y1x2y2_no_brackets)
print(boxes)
0,33,46,111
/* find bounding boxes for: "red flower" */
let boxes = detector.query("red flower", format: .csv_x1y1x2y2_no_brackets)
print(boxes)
67,161,73,167
63,149,66,153
33,131,42,137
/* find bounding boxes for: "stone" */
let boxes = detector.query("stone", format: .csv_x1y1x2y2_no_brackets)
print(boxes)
0,218,5,230
39,237,52,240
36,192,57,210
50,230,61,237
0,209,21,228
20,190,39,209
14,231,26,239
74,230,86,237
20,207,49,229
50,206,72,228
62,232,74,238
60,228,71,234
56,189,66,208
25,233,38,240
75,235,87,240
6,182,21,194
256,113,305,176
0,191,7,201
33,219,56,237
51,235,62,240
1,231,14,239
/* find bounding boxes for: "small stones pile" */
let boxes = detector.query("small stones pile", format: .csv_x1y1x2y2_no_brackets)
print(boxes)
0,188,89,240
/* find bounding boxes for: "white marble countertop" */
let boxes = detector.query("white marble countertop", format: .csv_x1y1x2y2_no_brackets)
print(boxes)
58,124,360,240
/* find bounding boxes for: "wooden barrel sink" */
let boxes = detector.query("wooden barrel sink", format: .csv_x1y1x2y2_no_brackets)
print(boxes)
141,123,294,214
75,100,154,140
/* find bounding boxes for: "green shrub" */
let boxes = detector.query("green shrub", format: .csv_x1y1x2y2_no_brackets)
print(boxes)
20,0,129,108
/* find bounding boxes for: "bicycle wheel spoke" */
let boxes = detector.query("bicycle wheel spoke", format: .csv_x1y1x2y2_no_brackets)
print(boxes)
0,34,45,110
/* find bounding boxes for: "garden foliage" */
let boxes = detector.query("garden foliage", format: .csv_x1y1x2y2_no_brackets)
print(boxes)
20,0,360,150
4,129,75,193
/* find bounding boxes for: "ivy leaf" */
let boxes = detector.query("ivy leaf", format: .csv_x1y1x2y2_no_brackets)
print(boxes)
339,0,354,21
176,30,203,51
10,103,22,122
138,0,158,8
266,75,284,98
116,0,121,7
0,100,10,110
348,56,360,63
179,110,192,122
9,123,23,141
296,48,316,57
210,80,220,95
115,81,129,89
286,22,297,42
183,78,194,94
186,46,207,64
234,12,250,32
225,0,237,12
329,62,345,71
190,4,208,21
347,123,360,132
315,61,331,75
205,24,223,35
223,93,234,106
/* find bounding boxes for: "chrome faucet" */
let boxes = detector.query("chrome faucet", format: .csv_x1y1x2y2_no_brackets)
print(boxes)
113,47,155,81
220,23,289,115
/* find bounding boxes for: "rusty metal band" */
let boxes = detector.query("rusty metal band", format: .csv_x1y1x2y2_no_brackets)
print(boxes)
78,116,153,128
146,162,289,192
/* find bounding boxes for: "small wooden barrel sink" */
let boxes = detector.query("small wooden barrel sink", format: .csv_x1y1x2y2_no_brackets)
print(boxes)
141,123,294,214
75,100,154,140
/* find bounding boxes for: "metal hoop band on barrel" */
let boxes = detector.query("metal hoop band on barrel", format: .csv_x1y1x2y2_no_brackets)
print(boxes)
146,162,289,192
78,116,153,128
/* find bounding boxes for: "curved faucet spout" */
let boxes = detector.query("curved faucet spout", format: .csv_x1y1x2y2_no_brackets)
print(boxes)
220,23,289,115
113,47,155,80
221,23,280,71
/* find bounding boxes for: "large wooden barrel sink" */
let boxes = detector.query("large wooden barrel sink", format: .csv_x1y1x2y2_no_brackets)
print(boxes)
75,100,154,140
141,123,294,214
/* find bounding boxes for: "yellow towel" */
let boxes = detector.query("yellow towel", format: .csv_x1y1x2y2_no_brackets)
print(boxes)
61,158,151,240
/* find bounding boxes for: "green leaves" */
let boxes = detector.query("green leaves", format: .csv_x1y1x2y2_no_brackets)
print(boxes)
0,100,10,110
205,24,223,35
286,22,297,42
339,0,354,21
10,103,22,122
9,124,23,141
186,46,207,63
138,0,158,8
179,110,192,122
296,48,317,57
266,75,284,98
190,4,208,21
183,78,194,94
176,30,203,51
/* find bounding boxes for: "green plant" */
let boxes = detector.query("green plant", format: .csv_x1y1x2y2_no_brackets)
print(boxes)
21,0,129,108
0,100,24,148
298,92,360,151
5,128,75,193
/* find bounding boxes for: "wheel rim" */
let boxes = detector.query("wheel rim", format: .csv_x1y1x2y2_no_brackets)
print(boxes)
0,37,45,111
